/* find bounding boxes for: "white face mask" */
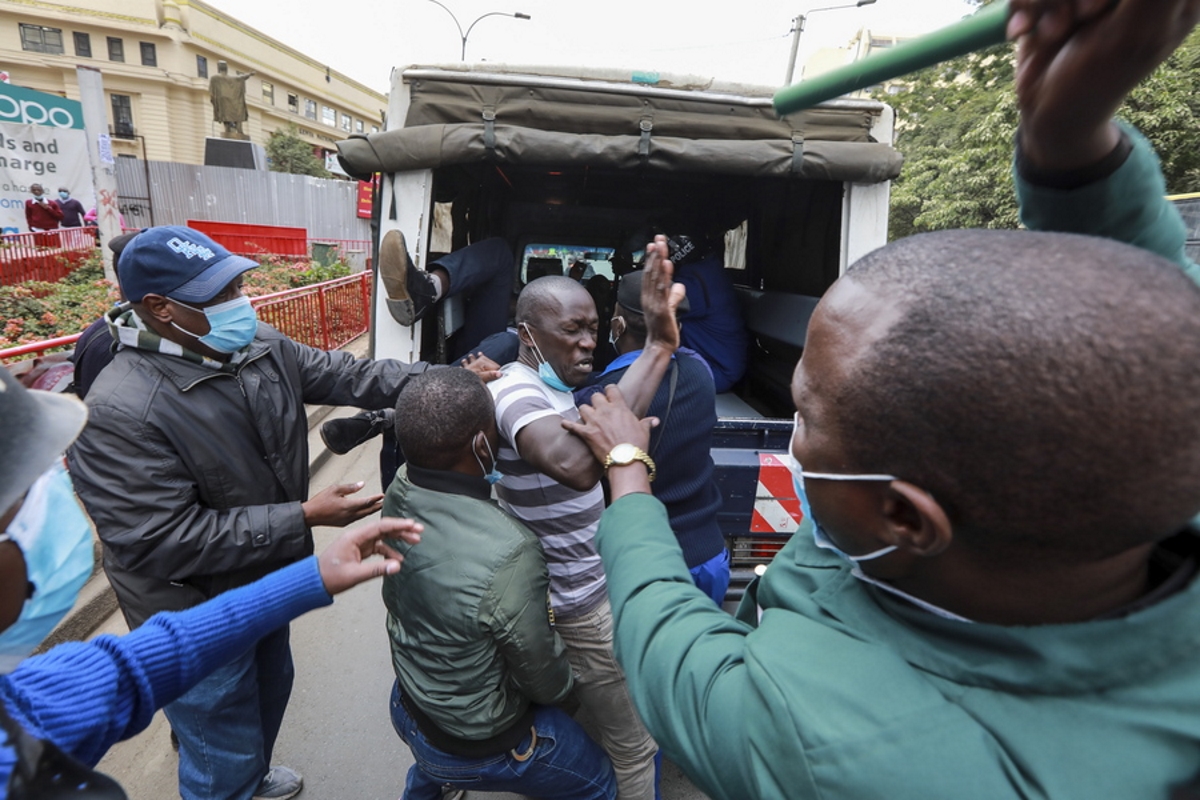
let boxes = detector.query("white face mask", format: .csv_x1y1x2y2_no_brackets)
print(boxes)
781,412,974,623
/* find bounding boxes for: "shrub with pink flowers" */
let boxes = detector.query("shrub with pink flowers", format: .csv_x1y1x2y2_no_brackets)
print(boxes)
0,249,353,353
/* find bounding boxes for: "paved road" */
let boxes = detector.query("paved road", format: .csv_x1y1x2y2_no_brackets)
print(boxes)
93,436,710,800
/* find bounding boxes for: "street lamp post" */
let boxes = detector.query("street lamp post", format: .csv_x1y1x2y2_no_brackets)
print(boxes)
784,0,877,85
426,0,532,61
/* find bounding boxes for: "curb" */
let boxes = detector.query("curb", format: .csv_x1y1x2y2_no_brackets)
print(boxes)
39,335,371,652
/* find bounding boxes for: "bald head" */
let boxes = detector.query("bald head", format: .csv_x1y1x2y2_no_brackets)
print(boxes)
516,276,592,325
829,229,1200,558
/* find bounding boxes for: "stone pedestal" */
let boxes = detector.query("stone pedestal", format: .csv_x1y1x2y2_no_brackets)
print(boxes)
203,137,266,170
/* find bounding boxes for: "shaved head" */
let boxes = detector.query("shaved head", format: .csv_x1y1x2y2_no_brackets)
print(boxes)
516,276,592,325
394,369,493,470
829,229,1200,559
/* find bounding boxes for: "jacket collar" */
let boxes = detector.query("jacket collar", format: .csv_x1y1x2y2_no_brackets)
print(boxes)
107,304,268,390
407,463,492,502
769,526,1200,694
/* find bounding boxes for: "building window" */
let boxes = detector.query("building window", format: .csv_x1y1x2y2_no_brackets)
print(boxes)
304,99,317,120
107,37,124,62
73,32,91,58
287,93,298,113
110,94,134,138
321,105,336,127
262,81,274,105
371,125,380,134
19,24,64,54
355,119,364,133
139,42,156,67
196,55,208,78
340,113,351,132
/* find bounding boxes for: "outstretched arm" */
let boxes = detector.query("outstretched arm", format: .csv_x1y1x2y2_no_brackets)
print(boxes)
0,519,419,768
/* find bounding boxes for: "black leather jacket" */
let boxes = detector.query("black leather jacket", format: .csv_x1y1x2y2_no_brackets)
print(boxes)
67,324,430,627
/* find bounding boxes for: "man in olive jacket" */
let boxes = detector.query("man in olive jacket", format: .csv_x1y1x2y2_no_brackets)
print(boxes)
66,226,441,800
381,368,615,800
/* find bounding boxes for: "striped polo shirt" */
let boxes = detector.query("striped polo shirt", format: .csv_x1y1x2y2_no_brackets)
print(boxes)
489,362,607,619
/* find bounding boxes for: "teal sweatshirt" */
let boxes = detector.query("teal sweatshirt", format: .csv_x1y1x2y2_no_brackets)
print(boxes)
599,496,1200,800
597,130,1200,800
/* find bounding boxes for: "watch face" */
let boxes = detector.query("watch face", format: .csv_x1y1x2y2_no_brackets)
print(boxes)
610,443,638,464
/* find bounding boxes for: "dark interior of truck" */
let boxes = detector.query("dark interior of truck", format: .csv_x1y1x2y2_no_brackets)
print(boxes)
423,162,847,421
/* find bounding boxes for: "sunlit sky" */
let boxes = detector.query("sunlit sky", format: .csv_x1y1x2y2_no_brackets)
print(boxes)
207,0,977,95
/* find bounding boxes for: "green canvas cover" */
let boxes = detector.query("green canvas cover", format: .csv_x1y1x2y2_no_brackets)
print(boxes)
337,67,902,184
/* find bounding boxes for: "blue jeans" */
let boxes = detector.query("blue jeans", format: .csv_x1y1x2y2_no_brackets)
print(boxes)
163,625,294,800
389,681,616,800
689,548,731,606
432,237,515,360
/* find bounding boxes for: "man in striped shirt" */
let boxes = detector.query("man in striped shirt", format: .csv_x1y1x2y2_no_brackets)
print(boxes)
487,237,684,800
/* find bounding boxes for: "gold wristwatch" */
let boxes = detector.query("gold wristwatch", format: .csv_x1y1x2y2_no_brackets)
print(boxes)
603,443,656,483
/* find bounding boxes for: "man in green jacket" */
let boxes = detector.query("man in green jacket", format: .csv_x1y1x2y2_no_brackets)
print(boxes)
380,368,616,800
563,4,1200,799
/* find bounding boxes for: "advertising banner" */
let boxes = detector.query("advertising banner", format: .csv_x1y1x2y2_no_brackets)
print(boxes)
356,179,373,219
0,84,92,235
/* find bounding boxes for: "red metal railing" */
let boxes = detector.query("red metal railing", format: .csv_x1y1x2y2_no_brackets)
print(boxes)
252,272,371,351
0,271,372,363
0,228,97,285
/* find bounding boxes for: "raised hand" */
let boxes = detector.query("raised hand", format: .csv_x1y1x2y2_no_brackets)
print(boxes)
317,517,423,595
641,236,687,353
1009,0,1200,170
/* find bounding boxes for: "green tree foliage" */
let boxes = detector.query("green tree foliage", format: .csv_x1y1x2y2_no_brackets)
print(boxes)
265,124,331,178
882,21,1200,240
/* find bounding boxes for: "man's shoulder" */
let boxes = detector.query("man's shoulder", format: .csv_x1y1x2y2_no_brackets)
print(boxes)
394,480,540,560
490,363,571,419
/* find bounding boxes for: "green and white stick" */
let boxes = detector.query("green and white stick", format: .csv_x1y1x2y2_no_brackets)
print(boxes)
773,1,1010,116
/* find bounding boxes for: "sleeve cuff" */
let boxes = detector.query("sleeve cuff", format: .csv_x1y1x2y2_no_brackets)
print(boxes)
1015,125,1133,191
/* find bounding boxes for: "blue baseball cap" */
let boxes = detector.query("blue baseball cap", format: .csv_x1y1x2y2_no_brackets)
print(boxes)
117,226,256,303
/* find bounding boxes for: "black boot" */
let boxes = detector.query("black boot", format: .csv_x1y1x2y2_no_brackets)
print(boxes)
379,229,438,325
320,409,395,455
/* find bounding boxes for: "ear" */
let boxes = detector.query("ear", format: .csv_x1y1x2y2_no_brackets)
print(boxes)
138,294,173,324
516,322,534,348
882,480,953,557
471,431,487,460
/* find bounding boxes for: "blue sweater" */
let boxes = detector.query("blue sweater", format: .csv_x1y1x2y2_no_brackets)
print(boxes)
0,557,332,792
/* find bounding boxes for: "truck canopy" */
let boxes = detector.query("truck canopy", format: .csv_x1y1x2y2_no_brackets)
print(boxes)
336,64,902,183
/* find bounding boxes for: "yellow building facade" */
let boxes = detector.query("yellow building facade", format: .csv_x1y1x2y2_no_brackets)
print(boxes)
0,0,385,165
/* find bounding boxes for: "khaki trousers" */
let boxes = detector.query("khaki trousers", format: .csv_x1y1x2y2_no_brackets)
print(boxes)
555,599,658,800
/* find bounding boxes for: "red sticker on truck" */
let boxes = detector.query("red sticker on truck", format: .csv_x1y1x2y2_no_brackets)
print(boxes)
751,453,804,533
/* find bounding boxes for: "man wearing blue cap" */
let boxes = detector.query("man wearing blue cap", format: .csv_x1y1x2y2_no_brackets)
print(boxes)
66,225,440,800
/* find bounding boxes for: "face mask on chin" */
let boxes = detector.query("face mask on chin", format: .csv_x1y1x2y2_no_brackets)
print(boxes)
520,323,573,393
0,462,96,674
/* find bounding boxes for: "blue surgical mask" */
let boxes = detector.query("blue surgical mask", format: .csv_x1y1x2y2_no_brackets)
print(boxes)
473,432,503,486
0,462,96,673
521,323,573,393
58,191,69,201
171,295,259,354
782,412,899,562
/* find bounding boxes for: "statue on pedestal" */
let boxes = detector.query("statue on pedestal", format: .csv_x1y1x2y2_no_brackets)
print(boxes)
209,60,255,140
